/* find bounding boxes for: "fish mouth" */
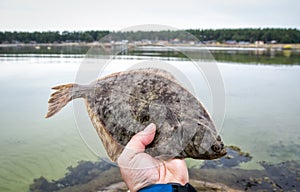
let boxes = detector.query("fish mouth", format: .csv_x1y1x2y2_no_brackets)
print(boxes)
220,148,227,156
210,148,227,160
211,149,227,160
195,148,227,160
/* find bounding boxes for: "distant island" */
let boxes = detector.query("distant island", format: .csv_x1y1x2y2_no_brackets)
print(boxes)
1,28,300,45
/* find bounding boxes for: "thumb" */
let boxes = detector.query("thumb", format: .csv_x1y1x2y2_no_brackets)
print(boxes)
126,123,156,154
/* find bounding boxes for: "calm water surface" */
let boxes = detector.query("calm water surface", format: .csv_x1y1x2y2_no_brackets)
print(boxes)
0,55,299,191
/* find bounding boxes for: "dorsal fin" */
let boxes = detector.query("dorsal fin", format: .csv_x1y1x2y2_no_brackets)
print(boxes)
126,68,179,83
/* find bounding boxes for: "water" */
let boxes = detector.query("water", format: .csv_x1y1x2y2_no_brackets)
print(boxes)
0,54,300,191
0,57,97,192
220,63,300,168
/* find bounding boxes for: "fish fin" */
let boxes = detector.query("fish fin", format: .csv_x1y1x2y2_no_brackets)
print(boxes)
45,83,79,118
144,68,178,81
131,68,179,82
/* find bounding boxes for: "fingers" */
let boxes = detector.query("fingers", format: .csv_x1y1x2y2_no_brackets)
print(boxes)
126,123,156,154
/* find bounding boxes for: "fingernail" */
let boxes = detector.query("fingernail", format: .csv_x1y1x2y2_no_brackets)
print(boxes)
144,123,155,133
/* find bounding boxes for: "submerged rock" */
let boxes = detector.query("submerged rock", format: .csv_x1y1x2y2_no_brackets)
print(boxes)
29,156,300,192
29,161,117,192
269,140,300,160
29,176,59,192
196,160,300,191
259,161,300,191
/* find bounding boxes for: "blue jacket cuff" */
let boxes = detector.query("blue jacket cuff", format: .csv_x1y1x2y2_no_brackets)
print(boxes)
138,184,173,192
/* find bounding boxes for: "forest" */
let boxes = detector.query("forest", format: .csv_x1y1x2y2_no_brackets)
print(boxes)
0,28,299,44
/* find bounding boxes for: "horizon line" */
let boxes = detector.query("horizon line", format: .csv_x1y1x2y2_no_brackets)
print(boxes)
1,27,300,33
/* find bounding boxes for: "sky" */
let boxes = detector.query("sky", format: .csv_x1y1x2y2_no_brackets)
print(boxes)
0,0,299,31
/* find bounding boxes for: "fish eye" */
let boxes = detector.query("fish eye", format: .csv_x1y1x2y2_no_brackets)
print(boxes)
211,144,221,153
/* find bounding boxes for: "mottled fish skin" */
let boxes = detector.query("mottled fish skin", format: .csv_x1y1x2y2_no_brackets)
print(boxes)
46,69,226,162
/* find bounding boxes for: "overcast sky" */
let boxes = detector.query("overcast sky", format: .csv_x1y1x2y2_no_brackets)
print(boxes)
1,0,299,31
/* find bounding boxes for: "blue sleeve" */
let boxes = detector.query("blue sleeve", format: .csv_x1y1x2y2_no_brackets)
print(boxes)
138,184,173,192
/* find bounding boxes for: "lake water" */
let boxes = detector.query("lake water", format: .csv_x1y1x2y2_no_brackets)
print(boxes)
0,51,300,191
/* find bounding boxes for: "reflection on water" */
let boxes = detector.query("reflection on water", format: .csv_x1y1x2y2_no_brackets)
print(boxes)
1,45,300,65
283,50,292,57
130,45,300,65
0,55,299,191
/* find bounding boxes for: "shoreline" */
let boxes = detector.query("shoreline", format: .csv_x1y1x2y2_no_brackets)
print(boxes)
1,42,300,50
29,158,300,192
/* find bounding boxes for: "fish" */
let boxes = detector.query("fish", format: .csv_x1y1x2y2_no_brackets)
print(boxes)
46,68,226,162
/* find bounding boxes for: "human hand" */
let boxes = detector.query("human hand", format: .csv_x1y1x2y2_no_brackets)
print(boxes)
117,123,189,192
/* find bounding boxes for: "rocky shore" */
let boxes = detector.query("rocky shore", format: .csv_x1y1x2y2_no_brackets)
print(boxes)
29,146,299,192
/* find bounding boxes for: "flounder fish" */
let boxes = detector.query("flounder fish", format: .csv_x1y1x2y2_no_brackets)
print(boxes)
46,68,226,162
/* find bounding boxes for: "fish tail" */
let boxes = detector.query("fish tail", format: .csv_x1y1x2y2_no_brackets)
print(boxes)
45,83,82,118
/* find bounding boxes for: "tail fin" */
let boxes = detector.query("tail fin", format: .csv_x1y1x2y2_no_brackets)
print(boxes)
45,83,79,118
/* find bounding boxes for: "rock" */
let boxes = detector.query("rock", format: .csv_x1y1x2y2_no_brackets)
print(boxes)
29,155,300,192
97,182,128,192
190,180,243,192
